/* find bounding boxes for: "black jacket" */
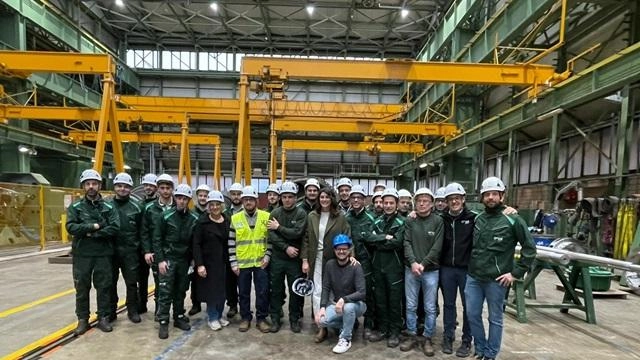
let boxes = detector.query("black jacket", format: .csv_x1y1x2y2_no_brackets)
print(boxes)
440,207,477,268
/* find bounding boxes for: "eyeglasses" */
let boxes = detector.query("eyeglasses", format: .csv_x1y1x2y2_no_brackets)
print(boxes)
334,248,350,253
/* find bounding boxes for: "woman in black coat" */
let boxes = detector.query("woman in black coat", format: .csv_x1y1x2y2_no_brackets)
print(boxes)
193,190,230,331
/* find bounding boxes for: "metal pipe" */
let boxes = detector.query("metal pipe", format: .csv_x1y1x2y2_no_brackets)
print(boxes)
536,249,570,266
540,246,640,272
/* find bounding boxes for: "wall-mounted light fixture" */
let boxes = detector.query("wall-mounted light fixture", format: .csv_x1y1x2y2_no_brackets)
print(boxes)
18,145,37,156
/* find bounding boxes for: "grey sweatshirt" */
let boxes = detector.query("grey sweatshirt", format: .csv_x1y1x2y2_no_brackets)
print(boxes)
320,258,366,307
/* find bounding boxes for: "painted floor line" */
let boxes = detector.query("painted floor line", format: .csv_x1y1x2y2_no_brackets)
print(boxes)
0,288,75,318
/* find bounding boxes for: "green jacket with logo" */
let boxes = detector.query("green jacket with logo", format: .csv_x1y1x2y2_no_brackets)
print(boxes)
469,205,537,281
152,208,199,263
110,197,143,254
141,199,174,254
66,195,120,257
345,208,376,264
364,213,405,272
403,213,443,271
268,205,308,260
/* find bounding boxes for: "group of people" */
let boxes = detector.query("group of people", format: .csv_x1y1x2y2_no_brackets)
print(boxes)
66,170,537,359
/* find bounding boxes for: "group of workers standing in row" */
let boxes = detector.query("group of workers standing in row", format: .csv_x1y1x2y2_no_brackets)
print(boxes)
66,169,537,359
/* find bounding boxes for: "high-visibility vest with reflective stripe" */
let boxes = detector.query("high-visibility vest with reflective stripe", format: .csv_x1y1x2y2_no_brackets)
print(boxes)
232,210,269,269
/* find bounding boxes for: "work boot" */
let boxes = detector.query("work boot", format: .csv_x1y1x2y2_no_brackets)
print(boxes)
239,320,251,332
423,337,435,357
74,319,90,336
227,306,238,319
456,340,472,357
314,328,327,343
442,337,453,354
257,320,271,333
387,335,400,348
188,304,201,316
290,320,301,333
128,310,141,324
159,322,169,339
174,316,191,331
399,335,417,351
368,331,386,342
97,317,113,332
364,328,373,340
108,313,117,323
269,320,281,333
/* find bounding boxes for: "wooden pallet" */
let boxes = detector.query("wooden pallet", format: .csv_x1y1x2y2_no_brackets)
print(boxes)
555,284,628,299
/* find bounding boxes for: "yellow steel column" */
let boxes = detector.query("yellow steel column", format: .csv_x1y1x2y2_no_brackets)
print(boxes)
39,185,45,251
269,124,277,183
107,76,125,173
185,141,192,186
214,144,221,190
281,148,287,182
93,75,112,173
178,121,189,184
243,119,252,185
235,76,249,183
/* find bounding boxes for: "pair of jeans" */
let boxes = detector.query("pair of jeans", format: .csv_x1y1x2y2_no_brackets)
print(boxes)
207,301,225,321
238,266,269,321
464,275,507,359
405,268,439,338
320,301,366,341
441,266,471,342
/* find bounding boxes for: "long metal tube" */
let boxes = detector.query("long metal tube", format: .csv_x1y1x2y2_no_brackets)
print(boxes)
539,246,640,272
536,249,571,266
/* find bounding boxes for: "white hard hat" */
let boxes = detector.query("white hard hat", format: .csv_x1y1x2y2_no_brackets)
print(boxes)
480,176,506,194
414,187,434,200
113,172,134,187
398,189,413,199
336,177,352,189
371,190,383,200
434,187,446,200
141,173,157,186
196,184,211,193
381,187,399,200
80,169,102,184
241,185,258,199
174,183,193,198
266,183,280,194
445,182,466,197
206,190,225,203
156,173,174,187
280,181,298,195
304,178,320,190
349,184,367,197
373,183,386,190
229,182,243,192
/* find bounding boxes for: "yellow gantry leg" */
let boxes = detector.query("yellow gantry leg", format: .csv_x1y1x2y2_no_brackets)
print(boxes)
214,145,221,190
235,76,249,184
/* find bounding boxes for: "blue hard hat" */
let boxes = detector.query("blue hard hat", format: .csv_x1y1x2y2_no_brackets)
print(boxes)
332,234,352,248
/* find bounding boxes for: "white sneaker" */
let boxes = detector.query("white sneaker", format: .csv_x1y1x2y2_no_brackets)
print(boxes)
332,338,351,354
208,320,222,331
219,318,230,327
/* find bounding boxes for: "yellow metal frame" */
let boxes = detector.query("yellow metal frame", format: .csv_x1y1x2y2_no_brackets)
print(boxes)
273,119,458,136
0,50,114,77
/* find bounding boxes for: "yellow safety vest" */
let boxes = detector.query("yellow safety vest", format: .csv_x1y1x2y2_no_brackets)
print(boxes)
232,210,270,269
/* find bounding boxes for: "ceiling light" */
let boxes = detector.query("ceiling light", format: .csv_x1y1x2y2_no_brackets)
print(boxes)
18,144,30,153
123,164,132,170
91,158,96,163
401,9,409,18
419,162,428,169
115,0,124,7
306,4,315,15
210,2,218,11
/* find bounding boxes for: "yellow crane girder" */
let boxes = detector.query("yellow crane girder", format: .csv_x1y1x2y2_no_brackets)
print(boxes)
64,130,221,146
241,57,557,87
281,140,424,153
0,51,114,77
273,119,458,137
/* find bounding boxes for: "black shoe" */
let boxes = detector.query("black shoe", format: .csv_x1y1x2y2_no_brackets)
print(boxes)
174,316,191,331
74,319,90,336
227,306,238,319
368,331,387,342
456,340,472,357
159,322,169,339
290,320,301,333
443,337,453,354
188,304,201,316
474,353,484,360
387,335,400,348
108,313,117,323
128,311,141,323
97,317,113,332
269,321,281,333
138,304,148,314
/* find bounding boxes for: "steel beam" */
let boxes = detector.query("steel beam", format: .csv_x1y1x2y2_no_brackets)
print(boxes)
396,41,640,174
281,140,424,153
274,119,458,136
0,50,114,76
65,130,221,146
241,57,556,87
29,73,102,108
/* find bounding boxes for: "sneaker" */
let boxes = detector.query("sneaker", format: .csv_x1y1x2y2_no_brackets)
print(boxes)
399,335,416,351
257,320,271,333
227,306,238,319
97,317,113,332
159,322,169,339
209,320,222,331
74,319,90,336
128,311,141,324
188,304,201,316
332,338,352,354
423,337,435,357
239,320,251,332
174,316,191,331
219,318,230,327
290,320,301,333
443,337,453,354
456,340,472,357
387,335,400,348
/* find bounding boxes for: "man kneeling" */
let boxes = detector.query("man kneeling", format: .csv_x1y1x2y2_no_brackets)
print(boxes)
315,234,366,354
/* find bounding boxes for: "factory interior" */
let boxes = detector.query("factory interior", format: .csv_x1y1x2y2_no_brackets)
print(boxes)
1,0,640,359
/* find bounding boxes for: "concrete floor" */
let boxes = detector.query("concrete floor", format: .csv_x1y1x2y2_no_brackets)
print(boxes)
1,251,640,360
